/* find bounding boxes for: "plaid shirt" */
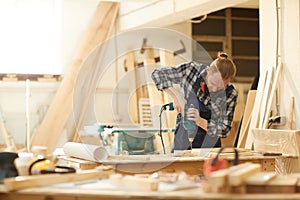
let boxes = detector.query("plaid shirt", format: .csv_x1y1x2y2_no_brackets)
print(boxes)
151,61,238,138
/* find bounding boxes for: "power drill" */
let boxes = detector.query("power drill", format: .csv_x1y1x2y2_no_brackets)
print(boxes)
183,103,198,143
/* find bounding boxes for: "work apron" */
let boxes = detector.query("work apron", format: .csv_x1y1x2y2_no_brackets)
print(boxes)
172,76,221,151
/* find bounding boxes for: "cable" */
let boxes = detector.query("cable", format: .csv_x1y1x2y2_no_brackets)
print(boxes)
159,106,166,154
158,103,174,154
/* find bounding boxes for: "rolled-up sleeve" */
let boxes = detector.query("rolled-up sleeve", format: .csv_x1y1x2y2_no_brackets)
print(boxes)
151,61,199,91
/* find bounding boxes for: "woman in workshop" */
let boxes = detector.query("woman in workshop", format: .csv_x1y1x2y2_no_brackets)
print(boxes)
151,52,238,151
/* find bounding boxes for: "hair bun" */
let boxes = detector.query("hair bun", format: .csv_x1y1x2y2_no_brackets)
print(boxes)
218,52,228,59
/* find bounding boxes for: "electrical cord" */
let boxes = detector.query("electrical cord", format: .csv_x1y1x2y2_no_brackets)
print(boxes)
159,106,166,154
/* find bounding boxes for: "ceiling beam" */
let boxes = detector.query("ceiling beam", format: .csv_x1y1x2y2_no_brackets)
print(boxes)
119,0,252,31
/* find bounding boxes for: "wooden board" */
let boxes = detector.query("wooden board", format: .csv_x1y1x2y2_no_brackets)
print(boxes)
244,172,277,185
289,96,294,130
159,49,176,153
109,173,159,191
207,163,250,187
4,169,102,191
228,163,261,186
159,49,177,129
262,63,283,128
30,2,119,154
237,90,256,148
126,50,139,124
143,48,170,153
245,70,267,149
258,67,273,128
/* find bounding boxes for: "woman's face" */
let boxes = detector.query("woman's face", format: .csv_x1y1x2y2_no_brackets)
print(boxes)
206,62,230,92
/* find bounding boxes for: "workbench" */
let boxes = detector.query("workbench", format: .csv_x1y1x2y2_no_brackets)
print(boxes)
58,150,297,175
1,150,298,200
2,182,300,200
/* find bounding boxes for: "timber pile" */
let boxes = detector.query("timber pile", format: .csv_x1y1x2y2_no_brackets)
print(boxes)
204,162,300,194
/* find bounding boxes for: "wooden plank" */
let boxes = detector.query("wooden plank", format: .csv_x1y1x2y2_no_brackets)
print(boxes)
207,163,250,187
143,48,168,153
237,90,256,148
237,112,252,148
288,96,294,130
30,2,119,154
265,175,298,193
258,67,273,128
245,172,277,193
245,172,277,185
228,163,261,186
262,63,283,128
126,50,139,124
159,49,177,129
159,49,176,153
4,169,102,191
109,173,159,191
245,70,267,149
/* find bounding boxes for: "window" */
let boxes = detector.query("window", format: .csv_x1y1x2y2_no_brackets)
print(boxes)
0,0,61,75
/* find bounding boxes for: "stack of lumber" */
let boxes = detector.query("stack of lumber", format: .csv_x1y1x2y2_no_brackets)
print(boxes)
204,162,300,194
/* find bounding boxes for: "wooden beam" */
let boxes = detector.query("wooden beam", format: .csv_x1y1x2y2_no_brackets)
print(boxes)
159,49,177,153
143,48,164,127
30,2,119,154
207,162,250,188
109,174,159,191
126,50,139,124
159,49,177,129
258,67,273,128
228,163,261,186
289,96,294,130
4,169,102,191
237,90,256,148
245,70,267,149
262,63,283,128
143,48,170,153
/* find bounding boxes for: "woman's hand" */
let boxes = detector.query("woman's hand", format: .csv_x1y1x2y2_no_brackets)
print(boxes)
173,95,187,114
187,108,200,123
163,87,186,114
186,108,208,131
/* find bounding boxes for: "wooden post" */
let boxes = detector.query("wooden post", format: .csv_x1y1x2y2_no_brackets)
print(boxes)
159,49,177,129
159,49,177,152
30,2,119,154
126,50,139,124
143,48,169,153
143,48,164,128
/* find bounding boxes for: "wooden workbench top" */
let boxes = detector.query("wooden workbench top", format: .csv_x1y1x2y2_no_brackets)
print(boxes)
57,150,298,175
2,182,300,200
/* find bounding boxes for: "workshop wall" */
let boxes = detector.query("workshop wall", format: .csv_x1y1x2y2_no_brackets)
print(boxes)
0,1,192,148
259,0,300,130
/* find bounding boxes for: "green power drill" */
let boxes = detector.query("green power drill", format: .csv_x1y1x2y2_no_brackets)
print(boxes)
183,103,198,149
